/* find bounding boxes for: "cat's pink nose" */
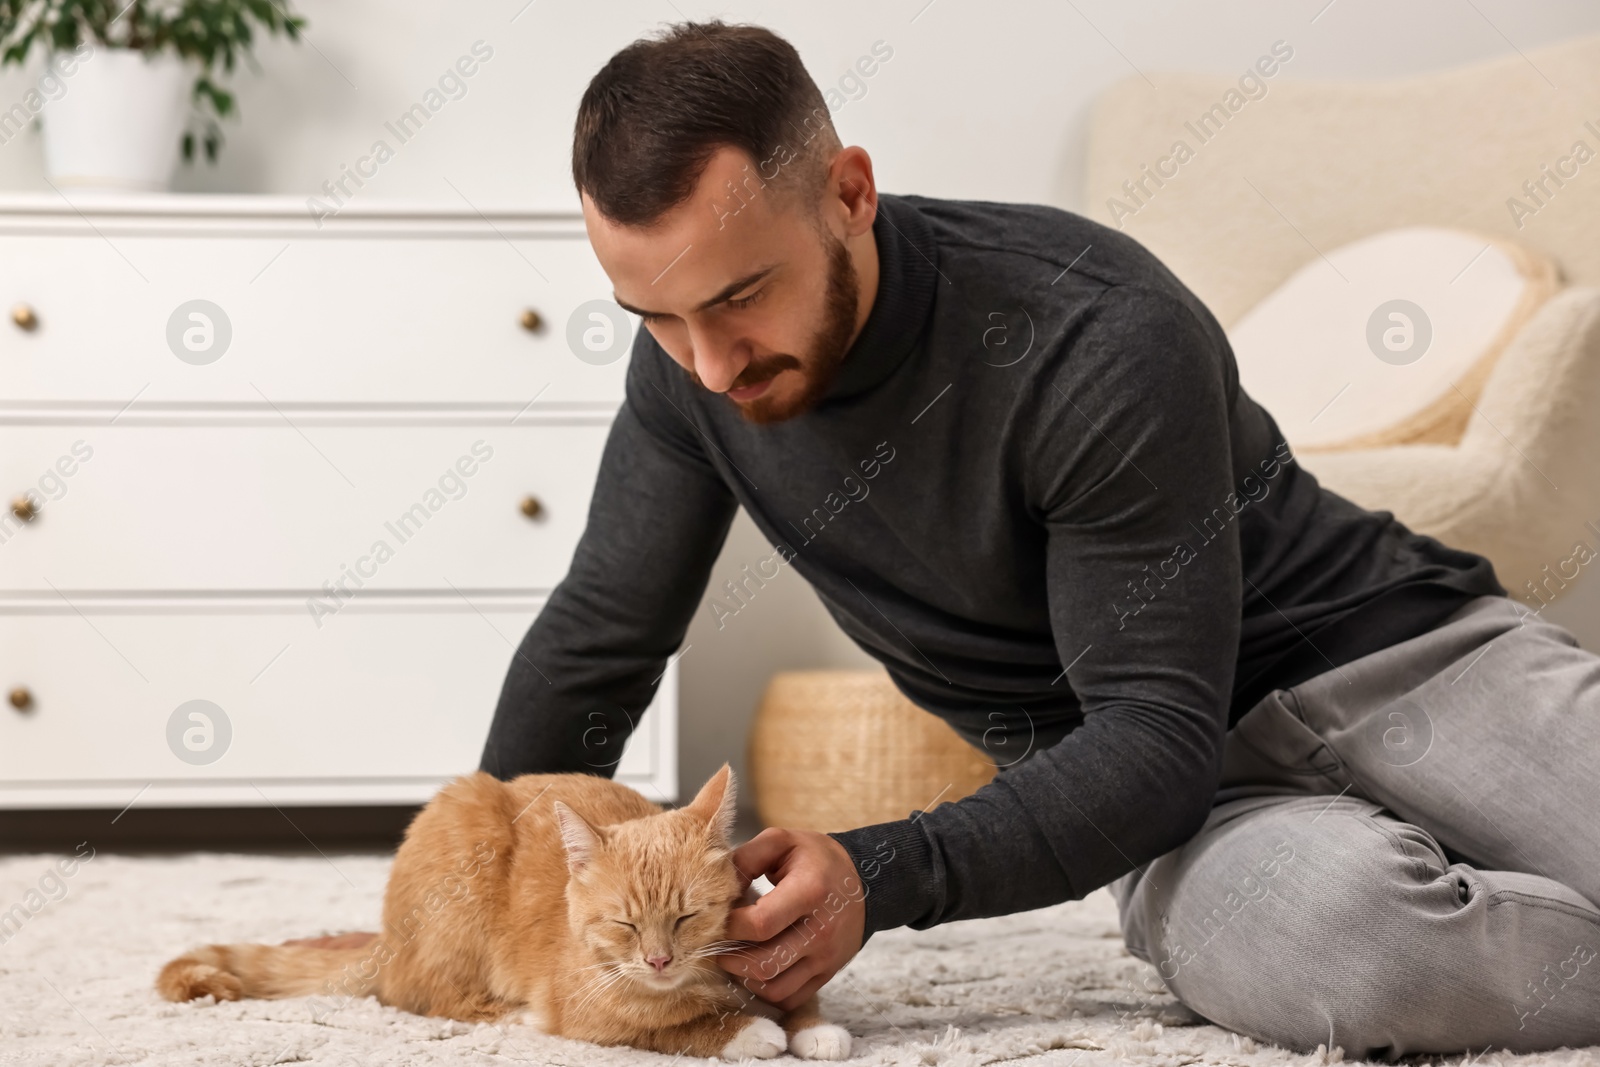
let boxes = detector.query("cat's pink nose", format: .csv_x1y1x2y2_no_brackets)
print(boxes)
647,953,672,972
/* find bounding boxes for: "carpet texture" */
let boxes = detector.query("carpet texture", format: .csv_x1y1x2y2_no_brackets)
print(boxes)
2,852,1598,1066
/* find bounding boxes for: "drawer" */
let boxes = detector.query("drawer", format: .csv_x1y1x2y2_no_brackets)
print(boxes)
0,420,609,592
0,231,638,404
0,600,677,807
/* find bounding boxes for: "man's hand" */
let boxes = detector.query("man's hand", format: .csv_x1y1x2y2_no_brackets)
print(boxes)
714,827,867,1011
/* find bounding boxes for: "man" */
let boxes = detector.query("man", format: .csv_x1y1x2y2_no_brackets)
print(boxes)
475,21,1600,1058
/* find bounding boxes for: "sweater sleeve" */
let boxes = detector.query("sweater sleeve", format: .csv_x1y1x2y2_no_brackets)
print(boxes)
478,343,739,781
829,284,1242,941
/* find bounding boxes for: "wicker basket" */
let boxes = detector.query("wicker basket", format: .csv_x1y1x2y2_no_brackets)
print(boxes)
746,669,997,833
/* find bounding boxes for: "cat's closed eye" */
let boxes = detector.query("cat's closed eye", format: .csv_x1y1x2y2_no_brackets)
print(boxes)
674,912,700,929
612,920,636,932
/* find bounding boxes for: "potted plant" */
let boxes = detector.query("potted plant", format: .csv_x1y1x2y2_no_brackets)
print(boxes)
0,0,305,191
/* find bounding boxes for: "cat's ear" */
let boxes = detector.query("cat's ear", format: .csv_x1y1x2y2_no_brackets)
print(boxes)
553,800,603,874
685,763,738,847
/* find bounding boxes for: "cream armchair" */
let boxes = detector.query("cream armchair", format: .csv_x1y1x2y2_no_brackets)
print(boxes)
1079,34,1600,604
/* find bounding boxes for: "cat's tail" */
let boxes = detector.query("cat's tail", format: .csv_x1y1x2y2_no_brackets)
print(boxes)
156,941,385,1005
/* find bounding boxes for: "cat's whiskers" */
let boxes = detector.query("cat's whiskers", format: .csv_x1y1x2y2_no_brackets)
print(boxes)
686,941,762,967
558,961,619,1000
571,970,639,1019
560,976,612,1018
561,960,635,1018
565,960,620,975
686,942,748,957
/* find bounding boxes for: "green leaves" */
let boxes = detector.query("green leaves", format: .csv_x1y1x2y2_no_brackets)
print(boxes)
193,76,235,117
0,0,306,164
185,75,233,162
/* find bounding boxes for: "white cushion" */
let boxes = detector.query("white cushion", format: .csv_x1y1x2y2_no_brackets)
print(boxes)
1226,227,1559,451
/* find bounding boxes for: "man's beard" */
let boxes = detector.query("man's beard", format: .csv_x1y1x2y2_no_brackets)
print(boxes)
695,228,860,425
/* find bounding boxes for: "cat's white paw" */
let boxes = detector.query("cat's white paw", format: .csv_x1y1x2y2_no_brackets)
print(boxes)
504,1007,549,1031
790,1023,853,1060
721,1016,787,1059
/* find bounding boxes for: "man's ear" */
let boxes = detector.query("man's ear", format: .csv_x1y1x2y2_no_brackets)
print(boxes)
554,800,603,875
828,143,878,239
684,763,738,847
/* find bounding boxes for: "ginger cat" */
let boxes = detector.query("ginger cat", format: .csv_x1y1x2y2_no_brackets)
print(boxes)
157,764,852,1059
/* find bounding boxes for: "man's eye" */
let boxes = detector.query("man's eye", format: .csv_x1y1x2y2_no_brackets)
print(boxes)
727,289,763,310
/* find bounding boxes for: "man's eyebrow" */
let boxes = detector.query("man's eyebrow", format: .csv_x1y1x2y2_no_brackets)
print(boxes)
614,265,777,319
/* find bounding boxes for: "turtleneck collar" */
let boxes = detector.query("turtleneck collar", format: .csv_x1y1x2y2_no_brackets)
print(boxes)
821,192,941,403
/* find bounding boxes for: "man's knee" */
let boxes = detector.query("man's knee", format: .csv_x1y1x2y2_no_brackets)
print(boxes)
1142,800,1600,1056
1145,800,1472,1054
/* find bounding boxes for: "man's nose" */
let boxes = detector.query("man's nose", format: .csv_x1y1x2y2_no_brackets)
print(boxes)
646,952,672,972
687,324,747,392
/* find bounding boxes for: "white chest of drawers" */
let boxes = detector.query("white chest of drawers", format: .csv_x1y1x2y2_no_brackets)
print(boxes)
0,195,675,809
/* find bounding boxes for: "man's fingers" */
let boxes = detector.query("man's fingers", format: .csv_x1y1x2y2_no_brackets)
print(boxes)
713,943,768,988
755,954,820,1008
777,971,831,1014
728,826,794,884
721,868,820,943
730,949,822,1007
721,902,763,944
713,907,811,982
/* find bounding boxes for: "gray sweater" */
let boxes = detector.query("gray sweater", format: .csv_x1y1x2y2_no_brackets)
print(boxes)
479,192,1503,943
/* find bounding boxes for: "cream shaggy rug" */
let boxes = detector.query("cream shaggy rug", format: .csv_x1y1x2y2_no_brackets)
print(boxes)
3,852,1599,1067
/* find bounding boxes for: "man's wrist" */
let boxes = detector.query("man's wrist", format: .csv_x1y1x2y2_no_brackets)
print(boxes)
826,817,939,943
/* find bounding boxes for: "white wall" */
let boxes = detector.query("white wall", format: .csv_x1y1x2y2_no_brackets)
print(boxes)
11,0,1600,208
4,0,1599,802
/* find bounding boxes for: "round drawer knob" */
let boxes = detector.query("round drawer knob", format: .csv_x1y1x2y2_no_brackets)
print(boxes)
12,303,38,331
519,308,544,333
10,495,36,522
9,687,32,711
519,495,543,519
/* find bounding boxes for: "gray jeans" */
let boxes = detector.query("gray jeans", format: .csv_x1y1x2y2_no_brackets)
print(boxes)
1110,593,1600,1060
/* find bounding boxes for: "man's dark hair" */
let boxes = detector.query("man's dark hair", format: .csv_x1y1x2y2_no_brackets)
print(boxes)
573,21,841,227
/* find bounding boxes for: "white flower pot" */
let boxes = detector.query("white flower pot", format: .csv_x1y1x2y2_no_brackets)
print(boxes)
40,48,191,193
